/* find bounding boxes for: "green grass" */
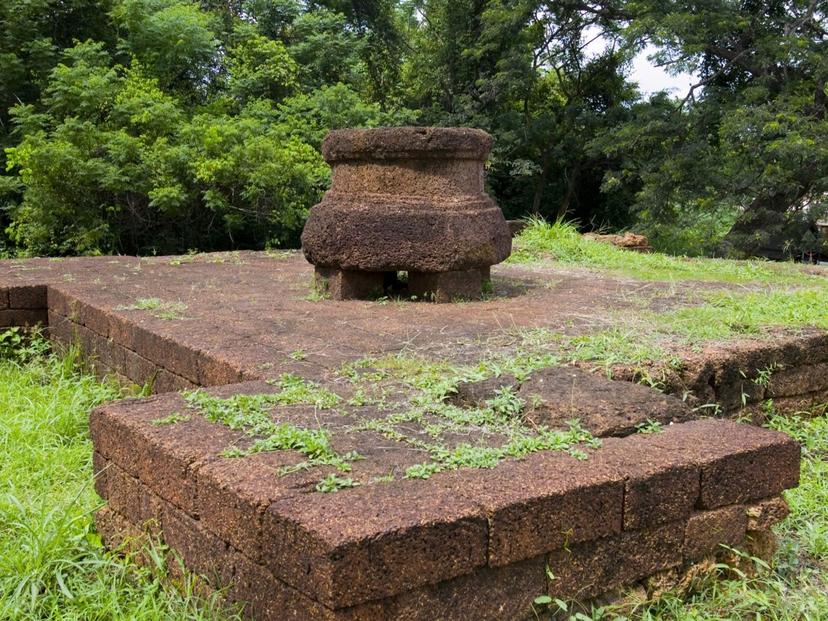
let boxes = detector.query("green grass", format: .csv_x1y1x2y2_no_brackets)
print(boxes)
507,219,828,362
654,287,828,343
182,379,357,476
510,219,823,285
0,344,239,620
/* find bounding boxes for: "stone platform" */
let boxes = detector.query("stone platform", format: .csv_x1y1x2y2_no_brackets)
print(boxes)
91,389,799,620
0,251,817,619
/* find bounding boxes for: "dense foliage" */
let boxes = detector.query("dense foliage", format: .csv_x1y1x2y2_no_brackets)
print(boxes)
0,1,826,257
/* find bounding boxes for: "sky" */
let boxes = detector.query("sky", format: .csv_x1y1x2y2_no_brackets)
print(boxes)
581,27,696,98
630,45,696,96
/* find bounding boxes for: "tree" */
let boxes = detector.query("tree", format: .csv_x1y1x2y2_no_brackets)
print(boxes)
598,0,828,257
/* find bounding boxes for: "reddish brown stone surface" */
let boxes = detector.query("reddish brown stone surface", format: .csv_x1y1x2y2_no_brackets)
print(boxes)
0,250,824,404
90,395,247,511
8,284,47,309
642,419,800,508
586,435,700,530
262,479,488,608
194,449,319,560
519,366,693,437
336,555,547,621
661,331,828,412
546,522,685,600
0,308,48,327
314,267,389,300
683,505,747,561
438,451,625,567
407,269,486,302
87,381,801,618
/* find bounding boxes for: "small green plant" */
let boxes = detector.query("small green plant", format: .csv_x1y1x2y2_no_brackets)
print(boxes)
168,250,198,266
404,462,444,480
486,386,524,417
635,419,663,434
753,363,781,389
0,327,50,361
183,380,353,469
304,287,329,302
263,373,341,409
315,474,360,493
289,349,307,361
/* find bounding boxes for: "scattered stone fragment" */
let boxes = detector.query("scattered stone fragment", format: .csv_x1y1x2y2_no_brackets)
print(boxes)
746,496,790,530
583,231,653,253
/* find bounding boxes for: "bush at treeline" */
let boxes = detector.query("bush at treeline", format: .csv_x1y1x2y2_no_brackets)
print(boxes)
1,1,826,258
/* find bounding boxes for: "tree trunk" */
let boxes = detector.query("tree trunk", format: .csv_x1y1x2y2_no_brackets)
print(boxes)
557,161,581,221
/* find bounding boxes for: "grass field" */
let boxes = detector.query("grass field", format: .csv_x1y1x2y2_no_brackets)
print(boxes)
0,335,825,620
0,339,241,621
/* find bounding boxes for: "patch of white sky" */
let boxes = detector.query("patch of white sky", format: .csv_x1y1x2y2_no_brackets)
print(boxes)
581,26,696,98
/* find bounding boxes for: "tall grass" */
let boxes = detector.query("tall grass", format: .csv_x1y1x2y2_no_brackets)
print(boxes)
0,339,238,620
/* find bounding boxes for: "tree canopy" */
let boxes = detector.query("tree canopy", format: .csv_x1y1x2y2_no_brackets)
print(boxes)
1,0,826,257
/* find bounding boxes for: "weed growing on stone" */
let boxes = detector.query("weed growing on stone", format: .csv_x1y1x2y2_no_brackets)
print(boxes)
340,354,462,401
182,384,355,473
151,412,191,426
263,373,341,408
635,419,663,434
403,421,597,479
315,474,360,493
116,298,189,320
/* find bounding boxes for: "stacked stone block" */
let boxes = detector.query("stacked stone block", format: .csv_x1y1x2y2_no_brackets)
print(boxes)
90,393,799,621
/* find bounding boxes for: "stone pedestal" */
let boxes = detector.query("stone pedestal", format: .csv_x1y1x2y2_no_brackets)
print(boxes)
301,127,511,301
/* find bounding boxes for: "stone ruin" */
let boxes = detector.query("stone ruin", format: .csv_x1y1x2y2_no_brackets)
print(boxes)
0,126,820,618
301,127,512,302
